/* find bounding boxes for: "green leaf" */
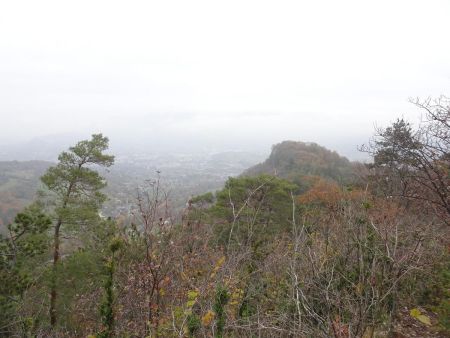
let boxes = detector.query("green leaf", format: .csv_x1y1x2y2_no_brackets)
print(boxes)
187,290,198,300
410,308,421,318
410,308,431,326
417,314,432,326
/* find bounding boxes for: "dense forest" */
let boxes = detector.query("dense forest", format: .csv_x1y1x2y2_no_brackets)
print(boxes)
1,97,449,337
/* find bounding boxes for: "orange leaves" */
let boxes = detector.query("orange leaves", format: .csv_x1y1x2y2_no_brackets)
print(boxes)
297,176,342,207
331,315,349,338
201,310,215,326
297,176,368,209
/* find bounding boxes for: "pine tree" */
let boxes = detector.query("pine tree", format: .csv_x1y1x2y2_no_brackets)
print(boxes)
40,134,114,327
0,205,51,334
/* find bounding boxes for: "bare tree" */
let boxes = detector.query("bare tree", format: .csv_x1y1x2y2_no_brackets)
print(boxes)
116,173,175,336
287,190,428,337
363,96,450,224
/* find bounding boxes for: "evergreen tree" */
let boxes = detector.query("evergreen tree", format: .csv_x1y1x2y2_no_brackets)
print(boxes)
40,134,114,327
98,237,122,338
0,205,51,335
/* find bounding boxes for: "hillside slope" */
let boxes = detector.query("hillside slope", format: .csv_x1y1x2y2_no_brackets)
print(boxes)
0,161,52,231
0,151,265,232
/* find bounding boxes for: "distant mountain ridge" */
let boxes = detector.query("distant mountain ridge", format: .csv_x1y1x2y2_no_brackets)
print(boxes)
0,133,87,161
242,141,356,184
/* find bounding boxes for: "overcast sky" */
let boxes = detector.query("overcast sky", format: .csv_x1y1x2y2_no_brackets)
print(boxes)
1,0,449,158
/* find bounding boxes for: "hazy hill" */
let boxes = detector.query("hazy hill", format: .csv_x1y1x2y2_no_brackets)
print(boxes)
0,161,52,231
243,141,356,184
0,134,87,161
0,142,355,232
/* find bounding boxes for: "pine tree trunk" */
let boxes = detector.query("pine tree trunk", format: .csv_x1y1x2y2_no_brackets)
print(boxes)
50,219,61,327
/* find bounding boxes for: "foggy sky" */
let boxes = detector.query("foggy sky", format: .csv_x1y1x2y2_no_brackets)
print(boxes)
1,0,450,159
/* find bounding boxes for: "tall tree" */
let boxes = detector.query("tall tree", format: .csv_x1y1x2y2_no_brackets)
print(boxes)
364,96,450,224
40,134,114,327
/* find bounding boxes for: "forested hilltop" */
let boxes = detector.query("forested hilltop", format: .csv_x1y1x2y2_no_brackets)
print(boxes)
243,140,357,184
1,98,449,337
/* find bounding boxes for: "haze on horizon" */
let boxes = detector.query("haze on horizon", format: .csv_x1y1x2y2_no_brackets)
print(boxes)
1,0,449,160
